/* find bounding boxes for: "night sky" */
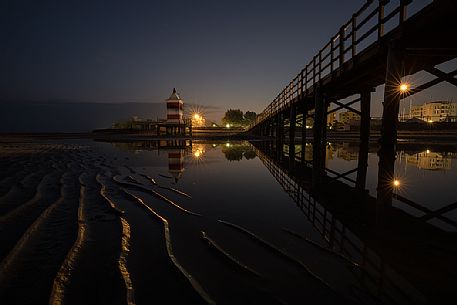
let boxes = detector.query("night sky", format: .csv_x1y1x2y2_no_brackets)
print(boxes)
1,0,455,130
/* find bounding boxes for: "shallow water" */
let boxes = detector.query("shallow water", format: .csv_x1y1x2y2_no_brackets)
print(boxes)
0,138,456,305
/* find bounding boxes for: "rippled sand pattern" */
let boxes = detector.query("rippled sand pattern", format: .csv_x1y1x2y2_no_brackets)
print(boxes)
0,140,381,305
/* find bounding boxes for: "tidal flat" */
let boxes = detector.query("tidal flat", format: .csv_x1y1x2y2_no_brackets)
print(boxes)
0,136,456,305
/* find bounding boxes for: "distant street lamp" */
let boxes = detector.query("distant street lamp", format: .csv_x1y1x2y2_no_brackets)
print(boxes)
399,83,409,93
191,112,205,127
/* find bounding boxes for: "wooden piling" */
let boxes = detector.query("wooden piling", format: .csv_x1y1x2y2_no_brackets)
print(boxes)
377,42,404,209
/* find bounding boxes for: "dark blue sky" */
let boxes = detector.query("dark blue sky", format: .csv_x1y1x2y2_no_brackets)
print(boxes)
1,0,455,124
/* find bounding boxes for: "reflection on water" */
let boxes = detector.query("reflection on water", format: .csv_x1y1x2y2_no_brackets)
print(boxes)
168,147,185,183
333,143,360,161
288,142,457,171
404,150,455,170
106,138,457,233
192,144,205,160
109,140,257,180
221,142,256,161
109,139,457,232
254,140,457,305
101,138,457,304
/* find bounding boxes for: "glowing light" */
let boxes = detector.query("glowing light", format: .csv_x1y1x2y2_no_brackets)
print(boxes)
226,124,230,128
393,179,400,188
426,149,430,154
399,83,409,93
191,111,205,127
192,145,205,160
225,143,230,147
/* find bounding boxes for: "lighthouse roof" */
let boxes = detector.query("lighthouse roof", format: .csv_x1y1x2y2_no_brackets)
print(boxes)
166,88,181,101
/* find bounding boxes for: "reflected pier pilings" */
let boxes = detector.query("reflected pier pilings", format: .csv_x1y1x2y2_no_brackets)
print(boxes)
251,140,457,305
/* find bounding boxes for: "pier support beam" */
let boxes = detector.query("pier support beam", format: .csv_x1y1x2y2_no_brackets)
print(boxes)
301,101,308,163
276,112,285,161
312,89,327,191
289,105,296,166
377,42,404,210
277,112,284,140
356,89,372,191
274,115,279,138
289,105,296,144
359,90,371,144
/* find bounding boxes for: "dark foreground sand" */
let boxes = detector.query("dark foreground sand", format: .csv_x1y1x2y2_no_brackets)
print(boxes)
0,137,405,305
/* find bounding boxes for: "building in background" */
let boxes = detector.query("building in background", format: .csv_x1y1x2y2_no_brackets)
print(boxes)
327,112,337,126
339,111,361,125
409,101,457,122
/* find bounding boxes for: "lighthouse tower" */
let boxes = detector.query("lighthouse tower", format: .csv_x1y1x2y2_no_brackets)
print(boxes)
166,88,184,124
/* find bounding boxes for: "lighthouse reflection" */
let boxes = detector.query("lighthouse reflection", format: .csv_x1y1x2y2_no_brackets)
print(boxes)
107,140,259,183
168,147,185,183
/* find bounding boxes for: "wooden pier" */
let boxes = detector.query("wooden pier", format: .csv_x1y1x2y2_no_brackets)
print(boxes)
248,0,457,209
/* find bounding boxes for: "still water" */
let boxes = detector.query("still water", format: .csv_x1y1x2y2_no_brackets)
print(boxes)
100,139,457,305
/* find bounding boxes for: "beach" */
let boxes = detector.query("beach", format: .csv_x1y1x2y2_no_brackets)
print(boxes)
1,134,456,305
0,135,374,305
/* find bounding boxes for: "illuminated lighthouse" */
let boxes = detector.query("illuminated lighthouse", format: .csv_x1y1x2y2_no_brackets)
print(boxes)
156,88,191,136
166,88,184,123
165,88,185,135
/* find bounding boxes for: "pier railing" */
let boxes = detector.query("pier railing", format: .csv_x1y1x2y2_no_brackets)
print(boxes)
251,0,431,129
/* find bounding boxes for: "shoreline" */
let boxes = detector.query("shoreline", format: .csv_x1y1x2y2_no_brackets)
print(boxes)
1,130,457,144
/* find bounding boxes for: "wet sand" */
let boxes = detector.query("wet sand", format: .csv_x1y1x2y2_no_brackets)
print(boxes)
0,136,393,305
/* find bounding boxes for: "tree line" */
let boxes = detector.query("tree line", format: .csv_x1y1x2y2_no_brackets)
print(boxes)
222,109,257,127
